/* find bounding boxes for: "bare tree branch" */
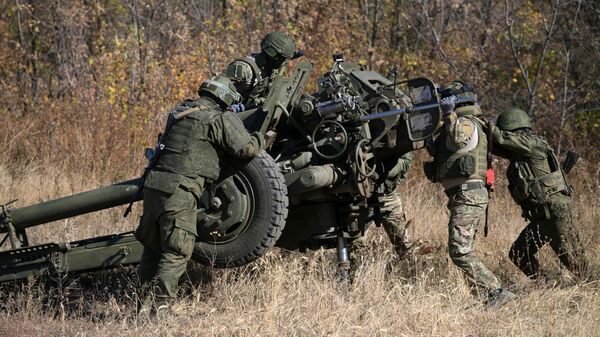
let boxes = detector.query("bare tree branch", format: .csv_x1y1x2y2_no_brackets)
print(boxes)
505,0,561,116
557,0,583,156
416,1,467,82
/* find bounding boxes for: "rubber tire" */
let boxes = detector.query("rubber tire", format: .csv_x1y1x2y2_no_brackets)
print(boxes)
192,151,288,268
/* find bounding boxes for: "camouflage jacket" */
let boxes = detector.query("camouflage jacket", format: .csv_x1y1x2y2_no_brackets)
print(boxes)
144,97,263,196
492,128,552,177
492,128,569,207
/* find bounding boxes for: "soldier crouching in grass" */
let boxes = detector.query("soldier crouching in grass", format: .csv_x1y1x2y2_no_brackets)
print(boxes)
492,108,588,282
134,76,265,316
425,81,515,308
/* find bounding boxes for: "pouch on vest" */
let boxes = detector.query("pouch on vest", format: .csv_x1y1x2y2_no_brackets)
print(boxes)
457,155,476,177
548,148,573,195
529,170,569,204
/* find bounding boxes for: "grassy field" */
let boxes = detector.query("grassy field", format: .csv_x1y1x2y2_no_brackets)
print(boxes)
0,162,599,337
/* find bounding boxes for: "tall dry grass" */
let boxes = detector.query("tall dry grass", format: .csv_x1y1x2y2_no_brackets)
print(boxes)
0,160,599,337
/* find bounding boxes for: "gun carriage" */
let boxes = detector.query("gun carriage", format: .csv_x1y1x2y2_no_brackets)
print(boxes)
0,55,459,282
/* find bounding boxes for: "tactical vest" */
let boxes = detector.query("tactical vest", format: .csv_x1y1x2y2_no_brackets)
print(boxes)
154,98,222,181
434,114,488,182
507,139,570,206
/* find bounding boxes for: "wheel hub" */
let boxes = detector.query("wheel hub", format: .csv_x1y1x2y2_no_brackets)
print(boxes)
196,173,254,243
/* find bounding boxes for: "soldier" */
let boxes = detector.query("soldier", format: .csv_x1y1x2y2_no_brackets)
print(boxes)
371,68,432,259
377,153,432,258
135,75,264,313
223,31,302,108
493,108,587,281
426,81,514,307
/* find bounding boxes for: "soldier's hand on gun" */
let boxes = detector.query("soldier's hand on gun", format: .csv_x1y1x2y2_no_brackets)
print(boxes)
440,96,456,116
230,103,245,113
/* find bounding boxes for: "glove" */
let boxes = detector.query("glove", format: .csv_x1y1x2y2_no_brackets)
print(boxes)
230,103,246,113
440,96,456,116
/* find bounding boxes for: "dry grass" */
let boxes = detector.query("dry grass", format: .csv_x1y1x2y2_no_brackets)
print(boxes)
0,163,599,337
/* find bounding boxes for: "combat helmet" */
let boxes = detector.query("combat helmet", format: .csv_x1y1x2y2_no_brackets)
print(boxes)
496,108,532,131
198,75,242,107
260,31,297,61
440,80,481,116
440,80,477,102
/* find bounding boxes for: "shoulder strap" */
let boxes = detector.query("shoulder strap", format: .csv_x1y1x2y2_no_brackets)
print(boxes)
172,106,200,120
173,98,219,120
546,147,561,172
463,114,485,127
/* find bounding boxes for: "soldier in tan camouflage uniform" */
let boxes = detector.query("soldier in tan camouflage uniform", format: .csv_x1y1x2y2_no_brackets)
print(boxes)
376,153,433,258
135,76,264,313
350,152,432,265
378,153,413,257
426,82,514,307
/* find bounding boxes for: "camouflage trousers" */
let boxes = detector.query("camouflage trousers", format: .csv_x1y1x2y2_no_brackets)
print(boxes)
447,187,501,293
379,191,412,257
349,190,411,260
134,186,199,302
510,195,587,280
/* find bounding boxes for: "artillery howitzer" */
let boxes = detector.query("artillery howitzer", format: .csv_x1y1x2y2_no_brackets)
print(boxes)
0,55,472,282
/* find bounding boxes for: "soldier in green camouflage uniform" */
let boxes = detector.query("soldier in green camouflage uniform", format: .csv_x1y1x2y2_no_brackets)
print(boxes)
493,108,587,280
135,76,264,311
427,82,514,305
222,31,301,108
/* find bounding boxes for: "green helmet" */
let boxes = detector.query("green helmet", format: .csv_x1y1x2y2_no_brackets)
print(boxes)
260,31,296,60
496,108,532,131
198,75,241,106
440,80,480,117
440,80,477,102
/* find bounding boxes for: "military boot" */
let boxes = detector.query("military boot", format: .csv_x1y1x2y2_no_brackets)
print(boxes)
485,288,516,308
137,290,171,319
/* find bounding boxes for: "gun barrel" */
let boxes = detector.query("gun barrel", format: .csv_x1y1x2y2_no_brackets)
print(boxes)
359,96,476,122
7,179,141,230
360,107,407,122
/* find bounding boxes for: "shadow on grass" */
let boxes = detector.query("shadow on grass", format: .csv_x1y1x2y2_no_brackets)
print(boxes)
0,262,216,322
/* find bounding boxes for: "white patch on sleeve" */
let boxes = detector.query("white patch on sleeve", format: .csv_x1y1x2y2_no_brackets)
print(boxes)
445,117,479,152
